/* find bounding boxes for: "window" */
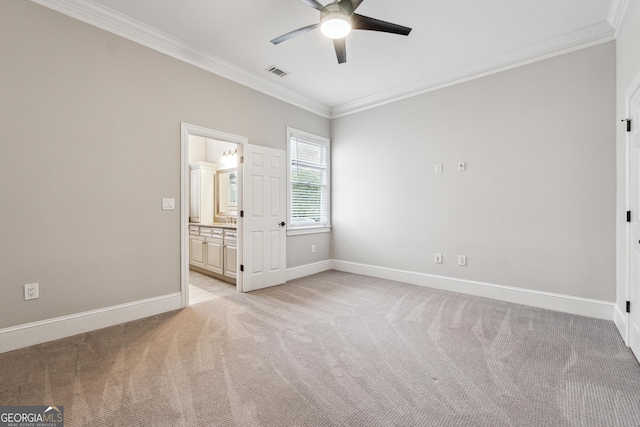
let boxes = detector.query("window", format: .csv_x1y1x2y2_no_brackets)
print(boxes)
287,127,330,235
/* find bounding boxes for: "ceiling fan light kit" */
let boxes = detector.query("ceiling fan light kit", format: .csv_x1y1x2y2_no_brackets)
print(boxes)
271,0,412,64
320,11,352,39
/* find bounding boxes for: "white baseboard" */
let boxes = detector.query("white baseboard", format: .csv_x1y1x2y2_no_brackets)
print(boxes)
1,260,617,354
332,260,614,320
0,292,182,354
287,260,332,281
614,303,629,343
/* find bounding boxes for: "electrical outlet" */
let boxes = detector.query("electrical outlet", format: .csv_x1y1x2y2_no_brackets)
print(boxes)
458,255,467,266
24,283,39,300
435,253,442,264
311,244,316,253
162,198,175,210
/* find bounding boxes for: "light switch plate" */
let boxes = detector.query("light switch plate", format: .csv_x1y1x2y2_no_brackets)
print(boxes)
458,161,466,171
162,198,175,210
435,164,443,174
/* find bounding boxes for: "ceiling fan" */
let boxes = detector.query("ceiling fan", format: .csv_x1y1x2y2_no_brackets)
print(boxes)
270,0,412,64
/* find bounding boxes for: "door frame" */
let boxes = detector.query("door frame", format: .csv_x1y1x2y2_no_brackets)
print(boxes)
180,123,247,307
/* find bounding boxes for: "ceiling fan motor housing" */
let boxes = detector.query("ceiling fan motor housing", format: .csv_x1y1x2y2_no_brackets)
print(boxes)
323,1,354,16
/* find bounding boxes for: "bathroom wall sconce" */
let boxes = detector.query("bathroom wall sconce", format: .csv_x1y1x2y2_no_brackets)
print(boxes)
221,148,238,166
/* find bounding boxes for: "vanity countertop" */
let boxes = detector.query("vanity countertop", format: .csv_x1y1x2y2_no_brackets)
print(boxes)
189,222,237,230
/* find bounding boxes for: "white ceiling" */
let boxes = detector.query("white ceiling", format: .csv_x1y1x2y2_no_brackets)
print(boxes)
34,0,623,117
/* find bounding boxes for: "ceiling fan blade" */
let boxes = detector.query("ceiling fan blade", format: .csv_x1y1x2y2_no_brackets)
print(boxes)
333,38,346,64
352,14,412,36
271,23,320,45
300,0,325,11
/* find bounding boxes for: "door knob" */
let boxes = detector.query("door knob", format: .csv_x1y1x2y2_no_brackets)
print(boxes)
279,221,286,227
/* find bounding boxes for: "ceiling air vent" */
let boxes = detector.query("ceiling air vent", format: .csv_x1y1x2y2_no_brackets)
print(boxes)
266,66,289,77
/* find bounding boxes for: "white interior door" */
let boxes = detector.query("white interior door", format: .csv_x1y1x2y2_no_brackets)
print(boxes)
241,144,287,292
630,88,640,358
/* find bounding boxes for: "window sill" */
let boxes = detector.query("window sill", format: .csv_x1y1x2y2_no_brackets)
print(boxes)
287,226,332,236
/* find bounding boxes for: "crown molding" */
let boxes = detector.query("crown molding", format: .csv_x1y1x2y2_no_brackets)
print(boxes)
30,0,331,118
607,0,629,37
30,0,617,121
330,22,615,118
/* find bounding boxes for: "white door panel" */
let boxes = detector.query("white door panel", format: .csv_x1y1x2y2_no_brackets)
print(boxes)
629,87,640,359
242,144,287,291
252,232,263,275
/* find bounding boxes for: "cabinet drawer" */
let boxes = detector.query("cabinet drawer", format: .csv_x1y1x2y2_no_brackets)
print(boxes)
189,225,200,235
224,230,237,242
200,227,223,238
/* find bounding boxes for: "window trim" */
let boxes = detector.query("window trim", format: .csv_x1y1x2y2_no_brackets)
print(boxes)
286,127,331,236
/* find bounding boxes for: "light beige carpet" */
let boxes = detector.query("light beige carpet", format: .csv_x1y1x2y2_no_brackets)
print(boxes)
1,271,639,426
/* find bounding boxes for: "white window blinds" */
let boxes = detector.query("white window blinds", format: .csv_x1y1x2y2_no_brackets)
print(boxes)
289,132,330,230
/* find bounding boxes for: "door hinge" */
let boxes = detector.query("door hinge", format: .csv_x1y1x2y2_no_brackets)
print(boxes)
240,156,244,164
627,301,631,313
623,118,631,132
240,264,244,272
628,211,632,222
240,210,244,217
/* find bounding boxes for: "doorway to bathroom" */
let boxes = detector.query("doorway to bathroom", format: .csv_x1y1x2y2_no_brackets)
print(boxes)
180,123,246,307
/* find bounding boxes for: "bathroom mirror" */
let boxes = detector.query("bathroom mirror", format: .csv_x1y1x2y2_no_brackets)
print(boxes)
216,168,237,217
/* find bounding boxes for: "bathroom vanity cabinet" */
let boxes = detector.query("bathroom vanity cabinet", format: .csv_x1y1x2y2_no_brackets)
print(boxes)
189,224,237,283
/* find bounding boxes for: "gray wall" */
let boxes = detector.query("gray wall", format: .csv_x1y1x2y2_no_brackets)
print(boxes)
616,1,640,315
0,1,329,329
331,42,616,301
